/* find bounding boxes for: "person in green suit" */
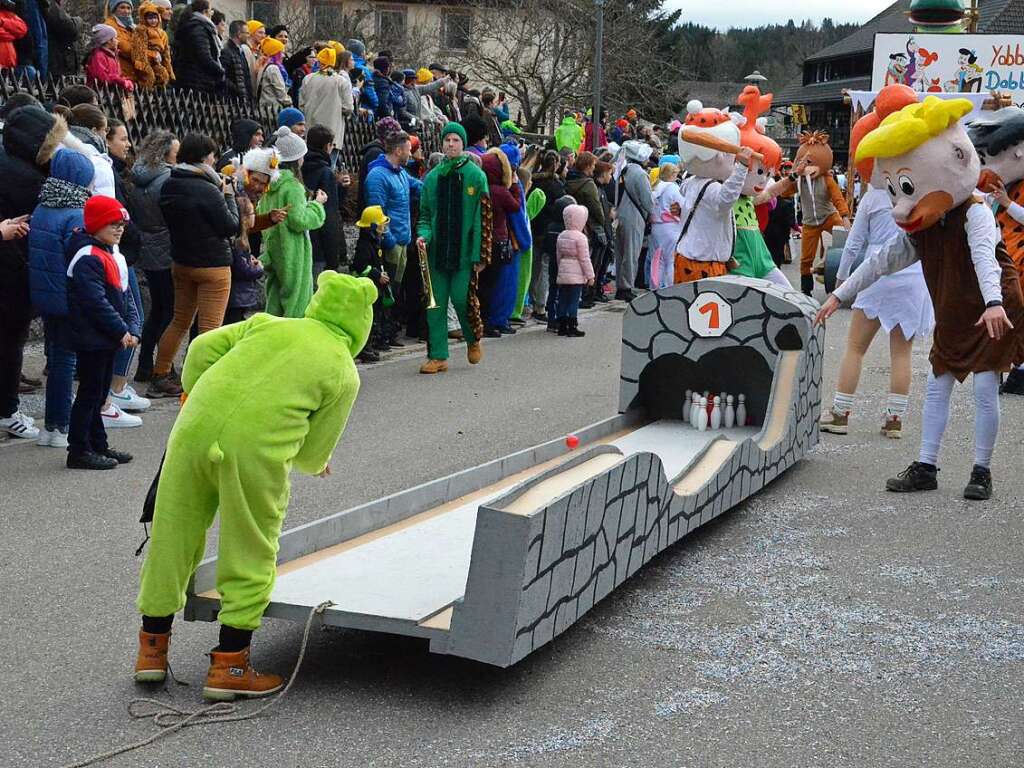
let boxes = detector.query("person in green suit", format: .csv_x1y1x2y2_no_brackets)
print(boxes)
257,127,327,318
555,114,584,152
511,184,548,322
134,270,376,701
416,122,490,374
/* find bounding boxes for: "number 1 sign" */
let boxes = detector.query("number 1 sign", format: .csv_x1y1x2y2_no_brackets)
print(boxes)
688,291,733,338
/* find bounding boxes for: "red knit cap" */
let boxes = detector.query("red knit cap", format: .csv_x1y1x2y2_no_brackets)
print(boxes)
84,195,129,234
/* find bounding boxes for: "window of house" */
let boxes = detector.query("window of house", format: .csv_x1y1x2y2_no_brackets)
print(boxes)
441,9,472,52
313,4,345,40
248,0,277,26
376,6,408,48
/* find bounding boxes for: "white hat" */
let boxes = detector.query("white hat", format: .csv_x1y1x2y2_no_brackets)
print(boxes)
622,140,653,163
242,147,280,181
272,126,307,164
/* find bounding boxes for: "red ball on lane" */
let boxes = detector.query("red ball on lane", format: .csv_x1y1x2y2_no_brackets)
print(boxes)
566,435,580,449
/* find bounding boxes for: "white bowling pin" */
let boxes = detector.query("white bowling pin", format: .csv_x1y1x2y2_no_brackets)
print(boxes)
737,394,747,427
690,393,700,428
698,397,709,431
683,389,691,423
724,394,735,429
711,396,722,430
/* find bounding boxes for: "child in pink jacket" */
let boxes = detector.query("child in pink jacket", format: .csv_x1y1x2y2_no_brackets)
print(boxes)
85,24,135,92
555,203,594,338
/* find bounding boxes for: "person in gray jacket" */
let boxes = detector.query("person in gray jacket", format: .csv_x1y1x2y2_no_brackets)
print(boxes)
401,69,451,131
615,140,654,300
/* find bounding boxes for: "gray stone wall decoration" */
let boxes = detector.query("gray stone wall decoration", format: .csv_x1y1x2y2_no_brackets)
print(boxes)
185,278,823,668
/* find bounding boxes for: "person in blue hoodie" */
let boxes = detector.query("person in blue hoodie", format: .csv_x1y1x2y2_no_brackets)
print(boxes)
363,129,422,345
65,195,141,470
28,149,96,449
345,38,377,114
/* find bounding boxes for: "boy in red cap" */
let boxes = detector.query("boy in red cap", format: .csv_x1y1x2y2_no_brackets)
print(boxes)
66,195,141,470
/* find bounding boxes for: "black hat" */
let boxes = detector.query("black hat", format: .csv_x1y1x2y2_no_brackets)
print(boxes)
428,62,448,73
462,114,488,146
4,105,65,166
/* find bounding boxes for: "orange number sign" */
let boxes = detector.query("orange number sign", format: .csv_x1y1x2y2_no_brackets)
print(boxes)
698,300,720,330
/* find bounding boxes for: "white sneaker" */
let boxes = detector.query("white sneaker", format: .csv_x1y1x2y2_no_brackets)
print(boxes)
37,428,69,448
101,403,142,429
110,385,151,413
0,411,40,439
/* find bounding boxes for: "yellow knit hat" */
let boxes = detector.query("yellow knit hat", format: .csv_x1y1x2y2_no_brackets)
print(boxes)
356,205,390,229
260,37,285,57
246,19,264,34
317,47,336,69
329,40,345,53
416,67,433,85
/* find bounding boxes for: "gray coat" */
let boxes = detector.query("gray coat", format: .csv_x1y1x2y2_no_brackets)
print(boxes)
618,161,654,232
401,77,448,125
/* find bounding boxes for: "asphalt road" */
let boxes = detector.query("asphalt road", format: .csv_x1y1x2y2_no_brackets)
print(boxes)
2,267,1023,768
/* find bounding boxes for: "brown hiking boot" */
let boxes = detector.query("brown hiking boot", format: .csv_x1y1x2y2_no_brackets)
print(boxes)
419,358,448,374
134,630,170,683
881,415,902,439
467,341,483,365
203,647,283,701
147,372,183,398
819,409,849,434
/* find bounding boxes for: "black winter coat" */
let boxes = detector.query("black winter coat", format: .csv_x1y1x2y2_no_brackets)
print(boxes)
46,0,83,80
65,233,141,352
220,39,251,102
227,242,263,309
351,228,385,283
159,166,240,268
173,13,224,93
110,155,143,266
371,71,394,119
357,139,384,209
302,149,343,272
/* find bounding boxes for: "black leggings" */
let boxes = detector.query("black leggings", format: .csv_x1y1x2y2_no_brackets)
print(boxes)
139,269,174,373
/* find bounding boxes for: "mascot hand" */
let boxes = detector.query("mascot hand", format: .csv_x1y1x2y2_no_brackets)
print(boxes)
976,305,1014,340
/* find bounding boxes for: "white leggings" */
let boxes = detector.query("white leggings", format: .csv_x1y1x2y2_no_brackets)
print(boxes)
919,371,1000,468
762,267,793,289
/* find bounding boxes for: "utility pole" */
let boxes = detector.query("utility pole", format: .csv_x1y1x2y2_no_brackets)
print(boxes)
592,0,605,142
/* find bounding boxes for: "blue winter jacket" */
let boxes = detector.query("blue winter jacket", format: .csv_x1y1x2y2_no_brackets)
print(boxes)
65,232,141,352
352,55,378,112
499,143,533,256
363,154,422,249
28,149,96,317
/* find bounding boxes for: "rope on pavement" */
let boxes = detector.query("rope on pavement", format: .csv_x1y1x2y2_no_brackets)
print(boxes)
60,600,336,768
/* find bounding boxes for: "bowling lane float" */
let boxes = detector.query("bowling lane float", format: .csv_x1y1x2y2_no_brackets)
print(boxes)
186,278,823,667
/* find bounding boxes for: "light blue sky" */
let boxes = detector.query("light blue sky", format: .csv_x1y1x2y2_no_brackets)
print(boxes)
665,0,896,30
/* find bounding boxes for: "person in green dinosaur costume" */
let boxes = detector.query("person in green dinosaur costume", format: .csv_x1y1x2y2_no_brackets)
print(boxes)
555,114,584,152
257,128,327,318
511,186,548,322
416,122,490,374
134,270,376,701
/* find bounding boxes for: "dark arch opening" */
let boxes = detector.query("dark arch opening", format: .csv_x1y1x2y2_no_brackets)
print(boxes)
774,323,803,351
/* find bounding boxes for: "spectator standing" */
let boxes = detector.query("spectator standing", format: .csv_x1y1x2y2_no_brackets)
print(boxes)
64,196,139,470
480,90,503,148
462,114,488,155
172,0,223,94
243,19,263,85
615,140,654,300
148,133,240,398
408,68,447,130
131,1,174,88
592,159,616,302
257,128,326,318
277,106,305,137
130,130,178,382
371,56,396,119
220,19,251,102
299,47,353,152
255,36,291,111
104,0,139,83
68,104,116,197
46,0,86,80
555,114,583,152
0,4,28,72
215,117,262,171
285,45,314,107
211,9,225,45
527,150,565,322
85,24,135,92
302,124,348,276
223,190,263,325
28,149,95,448
555,204,594,337
479,149,521,338
357,116,400,208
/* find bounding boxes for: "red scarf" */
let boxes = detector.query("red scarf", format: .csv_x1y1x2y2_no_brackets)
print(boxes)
91,245,121,289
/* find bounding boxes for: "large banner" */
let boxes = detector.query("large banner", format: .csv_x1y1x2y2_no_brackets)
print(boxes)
872,33,1024,97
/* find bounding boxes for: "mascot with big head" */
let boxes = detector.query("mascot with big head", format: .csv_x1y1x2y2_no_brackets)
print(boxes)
820,96,1024,500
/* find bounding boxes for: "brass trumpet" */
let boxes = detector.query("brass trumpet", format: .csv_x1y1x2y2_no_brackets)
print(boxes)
417,239,438,310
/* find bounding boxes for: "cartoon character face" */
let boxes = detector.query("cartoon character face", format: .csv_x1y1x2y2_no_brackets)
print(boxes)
742,161,769,195
876,125,979,233
966,106,1024,188
677,100,740,182
793,132,833,180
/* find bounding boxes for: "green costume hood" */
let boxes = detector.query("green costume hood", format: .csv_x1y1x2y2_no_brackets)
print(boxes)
304,270,378,355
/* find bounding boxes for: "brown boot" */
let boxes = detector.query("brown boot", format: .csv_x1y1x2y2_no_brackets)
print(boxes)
134,630,170,683
203,647,283,701
419,358,449,374
466,341,483,365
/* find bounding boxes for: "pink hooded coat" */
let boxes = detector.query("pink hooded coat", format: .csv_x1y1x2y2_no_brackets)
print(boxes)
556,204,595,285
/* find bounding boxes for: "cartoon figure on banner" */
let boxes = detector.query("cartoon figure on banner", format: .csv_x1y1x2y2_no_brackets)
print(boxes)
729,85,791,288
968,105,1024,395
673,99,755,283
912,47,939,92
953,48,983,92
818,96,1024,500
885,52,909,86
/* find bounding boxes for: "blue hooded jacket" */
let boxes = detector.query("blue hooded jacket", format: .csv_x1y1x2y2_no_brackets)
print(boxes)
499,142,533,256
363,153,422,249
28,149,95,317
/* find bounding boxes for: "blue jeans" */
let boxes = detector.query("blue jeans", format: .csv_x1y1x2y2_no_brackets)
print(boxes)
557,285,583,320
113,268,143,380
43,317,76,431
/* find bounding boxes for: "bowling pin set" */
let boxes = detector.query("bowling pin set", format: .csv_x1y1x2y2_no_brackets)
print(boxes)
681,390,747,432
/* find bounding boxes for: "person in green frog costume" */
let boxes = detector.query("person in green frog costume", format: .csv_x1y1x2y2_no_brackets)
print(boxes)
511,183,548,322
133,270,376,702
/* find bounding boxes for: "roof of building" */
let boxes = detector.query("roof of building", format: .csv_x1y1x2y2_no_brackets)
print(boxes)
774,76,872,106
807,0,1022,62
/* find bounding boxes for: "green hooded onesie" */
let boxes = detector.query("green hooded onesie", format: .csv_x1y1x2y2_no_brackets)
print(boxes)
730,196,777,279
417,151,490,360
137,271,377,631
257,168,327,318
512,187,547,320
554,116,584,152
